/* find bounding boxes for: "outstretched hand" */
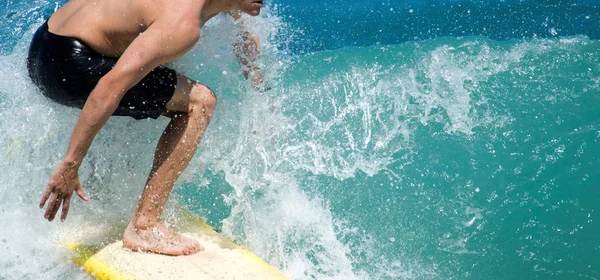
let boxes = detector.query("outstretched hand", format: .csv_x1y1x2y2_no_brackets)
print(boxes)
40,161,88,222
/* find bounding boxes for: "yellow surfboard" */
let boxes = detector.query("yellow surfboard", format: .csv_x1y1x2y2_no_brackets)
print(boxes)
66,210,286,280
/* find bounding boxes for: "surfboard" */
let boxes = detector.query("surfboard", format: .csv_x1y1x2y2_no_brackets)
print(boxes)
65,210,286,280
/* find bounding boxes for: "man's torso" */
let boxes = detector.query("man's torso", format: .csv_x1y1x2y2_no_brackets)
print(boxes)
47,0,205,57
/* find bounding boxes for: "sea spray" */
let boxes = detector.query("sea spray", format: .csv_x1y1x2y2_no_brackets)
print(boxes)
1,2,599,279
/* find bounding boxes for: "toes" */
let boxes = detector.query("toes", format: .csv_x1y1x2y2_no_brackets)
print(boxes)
192,243,204,253
181,242,201,255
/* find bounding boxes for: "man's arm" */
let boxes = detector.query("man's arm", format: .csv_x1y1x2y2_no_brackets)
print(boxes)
62,21,199,164
40,19,200,222
229,11,265,89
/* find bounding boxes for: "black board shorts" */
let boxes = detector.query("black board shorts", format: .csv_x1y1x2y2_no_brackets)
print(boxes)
27,21,178,120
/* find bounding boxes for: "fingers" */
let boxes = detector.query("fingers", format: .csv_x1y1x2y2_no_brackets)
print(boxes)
39,186,53,209
60,196,71,222
43,191,72,222
44,192,60,221
76,184,89,202
42,188,87,222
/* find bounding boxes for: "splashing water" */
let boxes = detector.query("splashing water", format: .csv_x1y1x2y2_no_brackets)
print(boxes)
2,1,600,280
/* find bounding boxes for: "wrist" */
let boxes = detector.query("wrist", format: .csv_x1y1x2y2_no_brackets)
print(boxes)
62,158,82,169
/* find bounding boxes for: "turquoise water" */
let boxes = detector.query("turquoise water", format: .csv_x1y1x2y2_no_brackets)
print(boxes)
1,1,599,279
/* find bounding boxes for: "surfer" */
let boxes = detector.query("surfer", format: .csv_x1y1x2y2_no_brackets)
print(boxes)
28,0,265,256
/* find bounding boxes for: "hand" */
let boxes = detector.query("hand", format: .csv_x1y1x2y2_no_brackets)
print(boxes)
250,71,271,92
251,70,263,86
39,160,88,222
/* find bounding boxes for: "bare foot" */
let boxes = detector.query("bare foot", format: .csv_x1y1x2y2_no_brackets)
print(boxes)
122,222,204,256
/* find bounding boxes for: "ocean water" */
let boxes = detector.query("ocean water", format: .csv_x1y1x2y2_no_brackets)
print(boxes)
1,0,599,279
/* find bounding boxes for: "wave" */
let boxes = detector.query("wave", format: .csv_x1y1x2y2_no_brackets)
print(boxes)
1,7,599,279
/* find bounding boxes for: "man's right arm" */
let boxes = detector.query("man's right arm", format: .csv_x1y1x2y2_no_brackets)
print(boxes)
40,18,200,222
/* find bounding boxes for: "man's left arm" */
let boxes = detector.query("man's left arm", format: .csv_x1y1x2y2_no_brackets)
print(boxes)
229,11,266,90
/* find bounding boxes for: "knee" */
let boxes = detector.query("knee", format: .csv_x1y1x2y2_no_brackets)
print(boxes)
188,84,217,115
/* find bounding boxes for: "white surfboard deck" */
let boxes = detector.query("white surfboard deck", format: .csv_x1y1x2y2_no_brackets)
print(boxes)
66,211,286,280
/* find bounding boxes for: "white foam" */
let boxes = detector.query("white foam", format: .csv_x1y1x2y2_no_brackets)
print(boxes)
5,6,574,279
0,8,409,279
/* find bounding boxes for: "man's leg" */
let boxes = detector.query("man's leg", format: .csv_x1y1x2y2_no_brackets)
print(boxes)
123,75,216,256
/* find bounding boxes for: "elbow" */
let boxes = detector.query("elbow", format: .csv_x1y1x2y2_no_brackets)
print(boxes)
177,20,201,42
188,27,201,42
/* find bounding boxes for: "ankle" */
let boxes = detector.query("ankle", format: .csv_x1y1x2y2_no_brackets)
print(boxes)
131,215,162,230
